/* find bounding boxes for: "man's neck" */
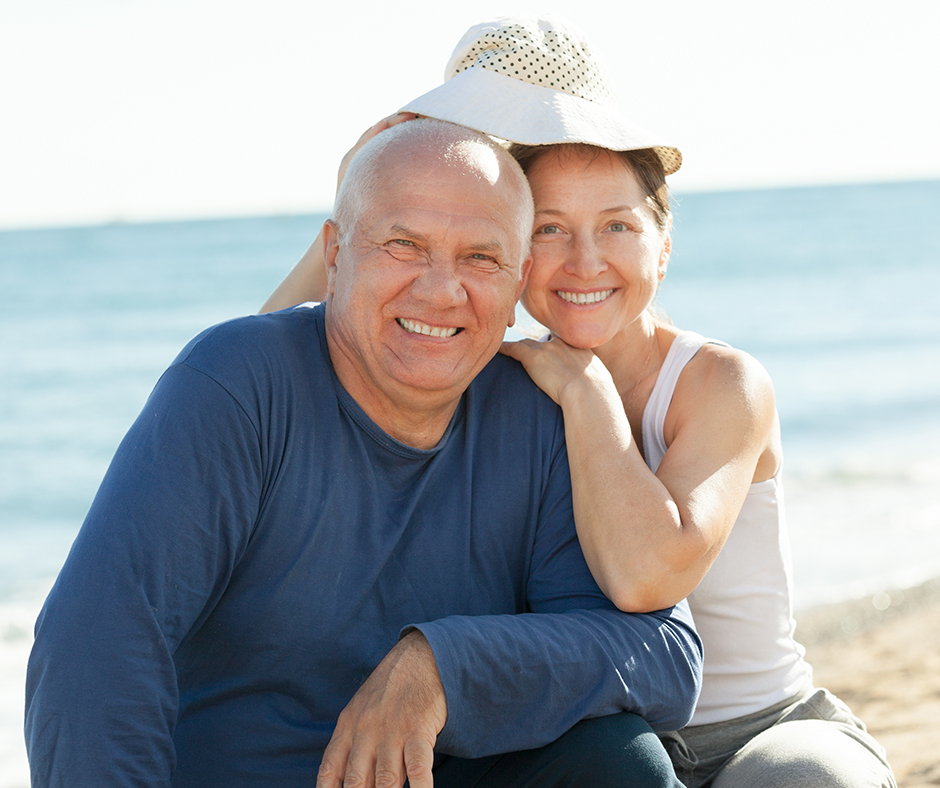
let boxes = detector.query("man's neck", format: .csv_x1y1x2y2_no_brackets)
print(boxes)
326,333,462,451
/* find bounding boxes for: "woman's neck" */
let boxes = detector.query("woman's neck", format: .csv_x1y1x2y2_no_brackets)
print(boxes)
595,315,677,431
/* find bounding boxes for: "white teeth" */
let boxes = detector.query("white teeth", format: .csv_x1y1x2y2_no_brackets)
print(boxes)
556,289,614,305
398,318,460,338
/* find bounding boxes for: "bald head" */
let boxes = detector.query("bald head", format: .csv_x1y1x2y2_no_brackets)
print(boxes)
331,119,534,266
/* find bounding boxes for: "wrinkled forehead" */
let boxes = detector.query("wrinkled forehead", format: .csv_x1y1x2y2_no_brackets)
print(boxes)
375,148,530,251
374,172,522,254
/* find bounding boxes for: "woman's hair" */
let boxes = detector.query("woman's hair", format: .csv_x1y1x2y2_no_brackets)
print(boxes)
507,143,671,233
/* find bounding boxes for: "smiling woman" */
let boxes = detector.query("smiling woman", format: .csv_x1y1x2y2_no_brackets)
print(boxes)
514,145,670,352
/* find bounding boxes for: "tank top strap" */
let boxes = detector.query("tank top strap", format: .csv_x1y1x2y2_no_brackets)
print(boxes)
641,331,727,472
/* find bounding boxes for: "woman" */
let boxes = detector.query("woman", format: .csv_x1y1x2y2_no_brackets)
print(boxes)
261,16,894,788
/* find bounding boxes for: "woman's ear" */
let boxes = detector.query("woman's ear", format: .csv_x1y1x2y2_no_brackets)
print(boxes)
658,218,673,280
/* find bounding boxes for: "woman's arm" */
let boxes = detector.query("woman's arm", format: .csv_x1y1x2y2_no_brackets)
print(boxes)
260,113,418,313
260,230,329,312
500,336,779,613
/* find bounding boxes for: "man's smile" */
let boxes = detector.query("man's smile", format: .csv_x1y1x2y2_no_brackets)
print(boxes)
397,317,463,338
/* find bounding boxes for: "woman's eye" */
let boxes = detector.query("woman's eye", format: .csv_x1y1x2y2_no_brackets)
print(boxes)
609,223,626,232
536,224,560,235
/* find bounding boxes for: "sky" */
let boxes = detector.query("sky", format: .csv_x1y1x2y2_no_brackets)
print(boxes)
2,0,939,229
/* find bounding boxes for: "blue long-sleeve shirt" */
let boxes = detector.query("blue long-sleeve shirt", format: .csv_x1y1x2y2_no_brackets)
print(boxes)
26,303,701,787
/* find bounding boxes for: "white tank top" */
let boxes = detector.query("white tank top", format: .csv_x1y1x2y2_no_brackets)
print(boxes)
642,331,813,726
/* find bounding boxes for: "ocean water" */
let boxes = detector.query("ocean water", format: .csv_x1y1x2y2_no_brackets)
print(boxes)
2,180,939,783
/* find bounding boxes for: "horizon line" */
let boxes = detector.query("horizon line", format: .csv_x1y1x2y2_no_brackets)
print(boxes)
3,173,939,234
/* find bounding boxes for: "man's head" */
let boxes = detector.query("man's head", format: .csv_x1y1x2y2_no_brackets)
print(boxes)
323,119,533,446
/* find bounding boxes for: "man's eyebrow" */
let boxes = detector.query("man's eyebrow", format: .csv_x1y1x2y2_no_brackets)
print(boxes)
468,240,504,252
388,224,425,241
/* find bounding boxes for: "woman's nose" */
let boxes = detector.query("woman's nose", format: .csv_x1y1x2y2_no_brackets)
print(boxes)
564,235,607,279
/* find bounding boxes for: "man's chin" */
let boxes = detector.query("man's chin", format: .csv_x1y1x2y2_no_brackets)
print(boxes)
387,355,496,399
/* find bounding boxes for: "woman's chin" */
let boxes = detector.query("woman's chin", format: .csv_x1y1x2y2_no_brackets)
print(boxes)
549,325,615,350
522,303,618,349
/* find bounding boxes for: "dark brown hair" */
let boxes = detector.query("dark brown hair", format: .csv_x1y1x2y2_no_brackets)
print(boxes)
508,143,671,232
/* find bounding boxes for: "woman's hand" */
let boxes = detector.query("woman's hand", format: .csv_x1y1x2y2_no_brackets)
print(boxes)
336,112,417,195
500,337,614,408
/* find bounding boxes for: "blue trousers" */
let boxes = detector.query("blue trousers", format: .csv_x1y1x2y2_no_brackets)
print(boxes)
434,713,683,788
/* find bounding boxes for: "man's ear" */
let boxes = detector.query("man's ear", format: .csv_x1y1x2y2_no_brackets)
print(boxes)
508,254,533,328
323,220,341,300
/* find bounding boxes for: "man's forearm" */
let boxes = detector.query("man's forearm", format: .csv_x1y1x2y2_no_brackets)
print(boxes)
408,603,702,759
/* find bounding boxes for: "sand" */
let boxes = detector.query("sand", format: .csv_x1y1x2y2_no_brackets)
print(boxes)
797,577,940,787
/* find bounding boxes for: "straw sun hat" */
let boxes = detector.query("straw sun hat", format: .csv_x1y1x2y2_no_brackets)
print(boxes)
401,16,681,175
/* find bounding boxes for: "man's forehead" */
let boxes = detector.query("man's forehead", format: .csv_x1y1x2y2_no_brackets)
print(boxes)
363,206,514,253
364,168,518,237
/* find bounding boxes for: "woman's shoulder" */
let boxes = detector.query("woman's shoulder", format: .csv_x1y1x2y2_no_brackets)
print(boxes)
658,329,781,478
682,334,771,388
668,331,776,424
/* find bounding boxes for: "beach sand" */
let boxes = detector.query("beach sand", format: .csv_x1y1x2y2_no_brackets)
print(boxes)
797,577,940,787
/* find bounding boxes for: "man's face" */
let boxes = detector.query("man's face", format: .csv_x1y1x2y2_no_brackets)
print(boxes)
325,150,530,421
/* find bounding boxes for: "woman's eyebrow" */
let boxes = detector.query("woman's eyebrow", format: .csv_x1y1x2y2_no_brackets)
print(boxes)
535,205,640,216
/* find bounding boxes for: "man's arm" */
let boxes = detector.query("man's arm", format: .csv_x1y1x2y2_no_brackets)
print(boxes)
414,604,699,758
314,434,701,766
411,439,702,759
25,360,262,787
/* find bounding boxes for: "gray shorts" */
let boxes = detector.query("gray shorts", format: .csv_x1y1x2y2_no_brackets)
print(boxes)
660,685,896,788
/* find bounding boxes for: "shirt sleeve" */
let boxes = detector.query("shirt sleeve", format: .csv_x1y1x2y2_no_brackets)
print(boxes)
408,438,703,759
24,361,263,788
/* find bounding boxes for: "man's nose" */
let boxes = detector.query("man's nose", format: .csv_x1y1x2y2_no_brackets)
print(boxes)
564,235,607,280
411,262,468,308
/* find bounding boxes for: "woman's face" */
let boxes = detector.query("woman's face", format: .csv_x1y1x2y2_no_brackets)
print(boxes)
521,147,670,349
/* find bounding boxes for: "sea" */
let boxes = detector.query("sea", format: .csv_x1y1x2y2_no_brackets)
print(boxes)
2,179,939,783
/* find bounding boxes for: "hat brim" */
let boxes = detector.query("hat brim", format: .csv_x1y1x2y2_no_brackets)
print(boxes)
401,67,681,175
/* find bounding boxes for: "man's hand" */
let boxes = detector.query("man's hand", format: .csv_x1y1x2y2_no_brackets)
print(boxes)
316,631,447,788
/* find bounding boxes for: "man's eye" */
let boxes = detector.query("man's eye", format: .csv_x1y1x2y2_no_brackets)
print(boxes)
466,254,501,270
392,239,416,247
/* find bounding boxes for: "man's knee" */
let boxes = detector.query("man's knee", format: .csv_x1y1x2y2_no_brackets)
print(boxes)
712,719,895,788
435,714,681,788
558,714,680,787
510,713,680,788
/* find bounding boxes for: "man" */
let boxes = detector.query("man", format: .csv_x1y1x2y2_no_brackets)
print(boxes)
26,120,701,787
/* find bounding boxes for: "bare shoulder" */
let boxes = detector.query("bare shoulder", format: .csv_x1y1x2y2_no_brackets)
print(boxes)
684,341,773,401
667,340,777,436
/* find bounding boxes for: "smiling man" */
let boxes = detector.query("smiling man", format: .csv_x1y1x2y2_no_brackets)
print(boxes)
26,120,701,788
